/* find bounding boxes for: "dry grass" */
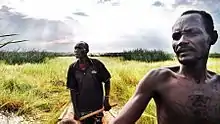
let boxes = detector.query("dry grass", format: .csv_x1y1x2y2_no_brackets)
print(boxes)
0,57,219,124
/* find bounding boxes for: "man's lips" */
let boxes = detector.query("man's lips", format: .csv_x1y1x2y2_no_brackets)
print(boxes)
176,47,194,54
74,53,79,56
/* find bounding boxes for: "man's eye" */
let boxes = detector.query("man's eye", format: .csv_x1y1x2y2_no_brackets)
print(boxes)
75,47,82,49
186,30,199,36
172,32,182,40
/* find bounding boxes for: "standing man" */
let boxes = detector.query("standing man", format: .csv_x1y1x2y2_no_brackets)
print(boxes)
110,10,220,124
66,41,112,124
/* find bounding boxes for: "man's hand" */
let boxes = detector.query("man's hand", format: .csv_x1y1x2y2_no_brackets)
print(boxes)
104,96,111,111
74,112,81,120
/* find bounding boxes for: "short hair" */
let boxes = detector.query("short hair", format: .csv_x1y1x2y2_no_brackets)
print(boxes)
181,10,214,37
75,41,89,52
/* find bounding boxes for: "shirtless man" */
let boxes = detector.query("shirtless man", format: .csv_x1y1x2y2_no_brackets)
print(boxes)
110,10,220,124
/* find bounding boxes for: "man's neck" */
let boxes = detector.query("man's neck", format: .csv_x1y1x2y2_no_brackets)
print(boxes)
78,56,89,64
179,60,208,84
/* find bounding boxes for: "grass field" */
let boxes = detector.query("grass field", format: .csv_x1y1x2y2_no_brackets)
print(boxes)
0,57,220,124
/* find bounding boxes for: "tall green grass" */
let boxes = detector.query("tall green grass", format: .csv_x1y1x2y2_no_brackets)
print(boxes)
1,56,220,124
0,57,70,123
209,52,220,58
97,49,174,62
122,49,173,62
0,50,58,65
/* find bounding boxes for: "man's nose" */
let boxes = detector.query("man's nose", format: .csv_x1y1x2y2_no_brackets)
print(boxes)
178,35,190,46
74,49,79,53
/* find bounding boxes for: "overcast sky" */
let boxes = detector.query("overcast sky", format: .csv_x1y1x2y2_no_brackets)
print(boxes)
0,0,219,53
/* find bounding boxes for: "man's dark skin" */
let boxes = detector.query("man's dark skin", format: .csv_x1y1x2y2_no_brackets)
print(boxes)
110,10,220,124
67,41,111,123
74,42,111,101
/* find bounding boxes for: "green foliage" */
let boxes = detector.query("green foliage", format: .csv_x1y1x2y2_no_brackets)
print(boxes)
0,57,70,123
94,49,173,62
209,53,220,58
1,55,220,124
122,49,173,62
1,79,33,93
0,50,57,65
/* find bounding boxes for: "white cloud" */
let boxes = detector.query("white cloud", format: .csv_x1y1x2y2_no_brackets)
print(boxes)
1,0,96,20
0,0,219,53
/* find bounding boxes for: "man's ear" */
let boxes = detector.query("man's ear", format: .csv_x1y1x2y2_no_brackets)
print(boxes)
84,48,89,53
210,30,218,45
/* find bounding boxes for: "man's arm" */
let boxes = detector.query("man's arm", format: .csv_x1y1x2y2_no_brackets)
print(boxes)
103,79,112,111
96,59,111,97
96,59,112,110
110,69,160,124
70,90,80,118
66,64,80,118
104,79,110,97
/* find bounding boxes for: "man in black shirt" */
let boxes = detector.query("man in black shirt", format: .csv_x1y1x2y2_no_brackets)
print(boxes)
66,41,112,124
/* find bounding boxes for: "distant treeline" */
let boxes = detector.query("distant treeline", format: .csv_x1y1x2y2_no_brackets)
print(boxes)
0,50,57,65
209,53,220,58
0,49,220,65
93,49,174,62
91,50,220,60
122,49,173,62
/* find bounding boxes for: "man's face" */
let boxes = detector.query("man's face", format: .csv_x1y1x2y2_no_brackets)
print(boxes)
172,13,211,65
74,43,87,59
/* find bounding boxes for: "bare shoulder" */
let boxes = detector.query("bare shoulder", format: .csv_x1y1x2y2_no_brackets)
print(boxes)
138,66,179,92
207,69,219,76
143,65,179,81
207,69,220,81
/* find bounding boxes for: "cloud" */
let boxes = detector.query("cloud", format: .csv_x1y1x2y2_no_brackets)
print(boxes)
0,0,219,53
152,1,165,7
0,5,79,51
173,0,196,6
73,12,89,17
97,0,121,6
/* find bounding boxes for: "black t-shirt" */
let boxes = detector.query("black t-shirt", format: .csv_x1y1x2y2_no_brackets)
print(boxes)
66,58,111,112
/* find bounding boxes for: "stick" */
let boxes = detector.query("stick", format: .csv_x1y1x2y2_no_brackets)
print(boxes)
0,40,28,48
79,104,117,121
0,34,18,37
79,107,104,121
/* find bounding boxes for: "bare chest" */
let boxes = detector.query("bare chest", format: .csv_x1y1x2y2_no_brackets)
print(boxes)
157,78,220,122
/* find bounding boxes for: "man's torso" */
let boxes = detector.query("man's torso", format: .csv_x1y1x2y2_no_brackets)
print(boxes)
154,66,220,124
74,60,104,112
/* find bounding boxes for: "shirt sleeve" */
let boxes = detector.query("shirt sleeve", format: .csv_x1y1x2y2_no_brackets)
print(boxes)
98,61,111,83
66,64,78,91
